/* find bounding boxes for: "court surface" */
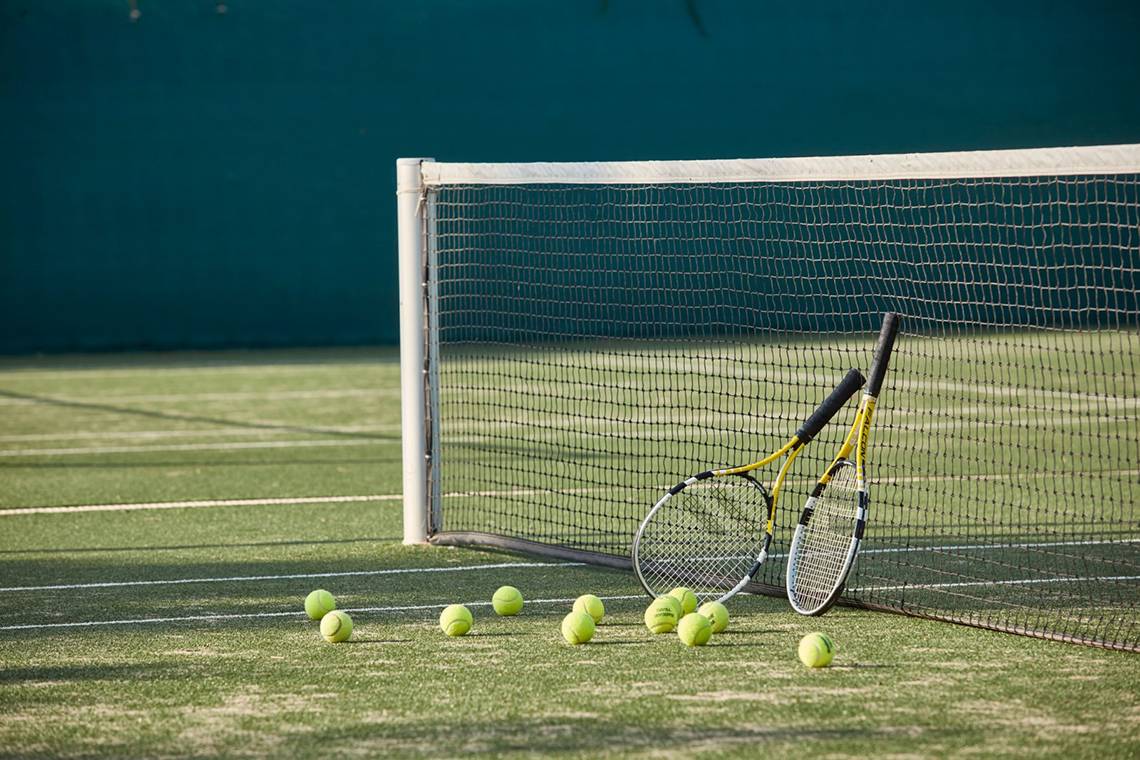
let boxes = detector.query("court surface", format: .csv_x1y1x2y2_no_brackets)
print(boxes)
1,348,1137,758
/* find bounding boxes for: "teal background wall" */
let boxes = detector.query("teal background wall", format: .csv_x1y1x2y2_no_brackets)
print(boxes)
2,1,1139,353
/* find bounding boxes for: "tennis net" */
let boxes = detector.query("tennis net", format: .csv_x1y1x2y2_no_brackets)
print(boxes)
397,145,1140,651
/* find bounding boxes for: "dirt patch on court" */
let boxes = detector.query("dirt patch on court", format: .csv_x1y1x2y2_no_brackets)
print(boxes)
165,648,229,657
666,690,781,704
174,691,316,753
956,699,1096,737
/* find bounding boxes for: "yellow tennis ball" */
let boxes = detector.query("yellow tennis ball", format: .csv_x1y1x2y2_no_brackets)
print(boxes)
697,601,729,634
319,610,353,643
658,594,683,621
439,604,473,636
573,594,605,623
677,612,712,647
304,589,336,621
492,585,524,616
798,632,835,668
644,598,678,634
669,587,698,615
561,610,596,645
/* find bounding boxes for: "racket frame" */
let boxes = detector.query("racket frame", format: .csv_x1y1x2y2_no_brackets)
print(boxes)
786,313,900,615
632,367,865,604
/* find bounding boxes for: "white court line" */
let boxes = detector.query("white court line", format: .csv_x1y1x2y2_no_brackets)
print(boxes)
0,362,395,381
13,540,1131,590
0,424,396,444
685,537,1140,564
864,575,1140,592
0,388,396,406
5,418,1134,454
0,489,640,516
876,469,1140,485
3,539,1134,593
0,494,398,516
856,537,1140,555
435,373,1137,406
5,470,1140,515
0,438,384,458
0,561,584,593
0,403,1073,445
6,376,1132,408
0,595,646,632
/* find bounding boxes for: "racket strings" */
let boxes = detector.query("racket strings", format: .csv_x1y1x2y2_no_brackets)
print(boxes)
636,476,769,600
789,463,860,612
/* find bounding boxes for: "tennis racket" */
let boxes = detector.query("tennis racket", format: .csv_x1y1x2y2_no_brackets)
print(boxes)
632,367,866,604
786,312,901,616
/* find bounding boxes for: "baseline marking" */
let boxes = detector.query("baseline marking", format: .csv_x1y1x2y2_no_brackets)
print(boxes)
0,494,398,516
684,537,1140,564
0,438,384,458
0,424,395,444
0,561,585,593
0,595,646,632
0,388,397,406
864,575,1140,592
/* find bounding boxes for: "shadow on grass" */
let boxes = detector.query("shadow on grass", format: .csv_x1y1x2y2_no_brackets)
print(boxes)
0,542,758,639
339,638,411,646
0,388,396,442
0,662,183,684
0,550,652,640
296,717,950,756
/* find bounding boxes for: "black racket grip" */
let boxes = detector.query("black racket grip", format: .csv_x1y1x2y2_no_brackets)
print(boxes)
867,312,901,397
795,368,866,444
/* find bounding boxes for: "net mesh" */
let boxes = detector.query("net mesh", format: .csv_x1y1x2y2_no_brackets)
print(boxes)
422,160,1139,651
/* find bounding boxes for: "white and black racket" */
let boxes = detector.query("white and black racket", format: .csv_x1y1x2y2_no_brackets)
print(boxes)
632,368,866,604
786,312,901,615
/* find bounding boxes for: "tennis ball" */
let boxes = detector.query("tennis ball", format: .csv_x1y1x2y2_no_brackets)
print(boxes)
798,632,836,668
440,604,473,636
573,594,605,623
677,612,712,647
561,610,596,645
669,587,698,615
644,598,678,634
492,585,524,616
304,589,336,621
697,601,729,634
659,594,684,621
319,610,353,643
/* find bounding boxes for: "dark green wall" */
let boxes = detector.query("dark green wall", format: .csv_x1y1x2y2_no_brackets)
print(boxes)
3,1,1139,353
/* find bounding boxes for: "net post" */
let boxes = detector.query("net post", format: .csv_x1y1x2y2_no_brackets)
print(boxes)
397,157,433,544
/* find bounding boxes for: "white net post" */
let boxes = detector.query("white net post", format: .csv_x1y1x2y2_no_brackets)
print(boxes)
397,157,433,544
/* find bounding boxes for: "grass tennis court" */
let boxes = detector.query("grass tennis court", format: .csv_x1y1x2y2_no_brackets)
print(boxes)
1,348,1138,758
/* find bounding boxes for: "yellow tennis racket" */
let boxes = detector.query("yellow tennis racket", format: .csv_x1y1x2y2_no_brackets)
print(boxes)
786,312,901,615
633,368,866,604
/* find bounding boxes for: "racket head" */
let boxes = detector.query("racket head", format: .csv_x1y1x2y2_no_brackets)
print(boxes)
786,459,865,615
633,473,771,604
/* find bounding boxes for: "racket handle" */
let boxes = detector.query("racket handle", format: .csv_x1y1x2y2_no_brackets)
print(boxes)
867,312,901,397
795,368,866,444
